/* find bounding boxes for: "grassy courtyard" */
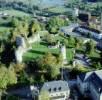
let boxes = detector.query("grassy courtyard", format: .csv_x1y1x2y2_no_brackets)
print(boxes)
23,42,74,62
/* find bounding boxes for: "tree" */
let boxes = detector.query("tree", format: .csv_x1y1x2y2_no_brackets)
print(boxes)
37,52,60,79
13,63,25,73
18,70,29,84
50,67,60,79
37,52,57,70
84,40,95,55
44,34,56,45
67,36,75,47
0,65,17,99
47,16,67,34
10,17,19,27
10,21,29,41
56,54,63,66
74,37,80,49
40,75,45,83
29,20,41,35
39,90,50,100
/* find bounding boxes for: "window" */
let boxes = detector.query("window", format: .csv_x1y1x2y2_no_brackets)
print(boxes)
54,88,56,92
49,88,51,92
58,87,61,91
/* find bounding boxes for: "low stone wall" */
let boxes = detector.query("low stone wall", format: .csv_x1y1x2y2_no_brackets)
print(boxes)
15,46,32,63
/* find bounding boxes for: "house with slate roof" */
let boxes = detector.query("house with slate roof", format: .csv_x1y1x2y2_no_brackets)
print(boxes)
73,26,102,40
97,39,102,51
77,70,102,100
40,80,70,100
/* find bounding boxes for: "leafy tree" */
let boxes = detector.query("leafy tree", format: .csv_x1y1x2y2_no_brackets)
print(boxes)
28,76,35,84
37,52,61,79
0,65,17,89
44,34,56,45
13,63,25,73
29,20,41,35
40,75,45,83
74,37,82,49
47,16,67,34
10,17,19,27
64,39,69,48
37,52,57,70
67,36,75,47
56,54,63,66
39,90,50,100
18,70,29,84
50,67,60,79
84,40,95,55
0,65,17,99
10,21,29,41
96,62,102,69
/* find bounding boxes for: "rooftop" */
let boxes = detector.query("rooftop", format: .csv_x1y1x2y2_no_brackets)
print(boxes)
90,72,102,93
41,80,69,93
79,70,102,82
79,70,102,92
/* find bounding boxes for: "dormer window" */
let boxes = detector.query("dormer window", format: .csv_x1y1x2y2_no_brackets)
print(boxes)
49,88,51,92
59,87,61,91
54,88,56,91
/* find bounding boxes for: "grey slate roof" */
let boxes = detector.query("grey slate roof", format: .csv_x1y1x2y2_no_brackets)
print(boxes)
78,73,86,82
78,70,102,93
41,80,69,93
90,72,102,93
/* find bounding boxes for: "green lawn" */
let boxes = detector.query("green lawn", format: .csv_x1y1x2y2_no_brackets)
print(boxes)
23,42,74,62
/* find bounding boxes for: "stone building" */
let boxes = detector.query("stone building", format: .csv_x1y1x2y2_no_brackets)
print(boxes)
77,70,102,100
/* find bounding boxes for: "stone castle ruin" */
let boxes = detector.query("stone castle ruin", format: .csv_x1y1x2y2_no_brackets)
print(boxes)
60,44,67,64
15,34,40,63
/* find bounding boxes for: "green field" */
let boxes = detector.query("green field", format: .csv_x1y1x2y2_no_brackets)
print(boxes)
23,42,74,62
47,6,72,13
0,9,30,17
0,9,31,33
0,17,11,33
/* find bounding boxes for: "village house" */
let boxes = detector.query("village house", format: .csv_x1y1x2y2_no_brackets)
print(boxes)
40,80,70,100
77,70,102,100
97,39,102,51
60,23,102,40
73,26,102,40
8,80,70,100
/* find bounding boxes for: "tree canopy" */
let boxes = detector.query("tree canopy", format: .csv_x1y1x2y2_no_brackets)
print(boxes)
39,90,50,100
0,65,17,89
46,16,68,34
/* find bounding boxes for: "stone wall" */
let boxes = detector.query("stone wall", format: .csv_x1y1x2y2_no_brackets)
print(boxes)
15,34,40,63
